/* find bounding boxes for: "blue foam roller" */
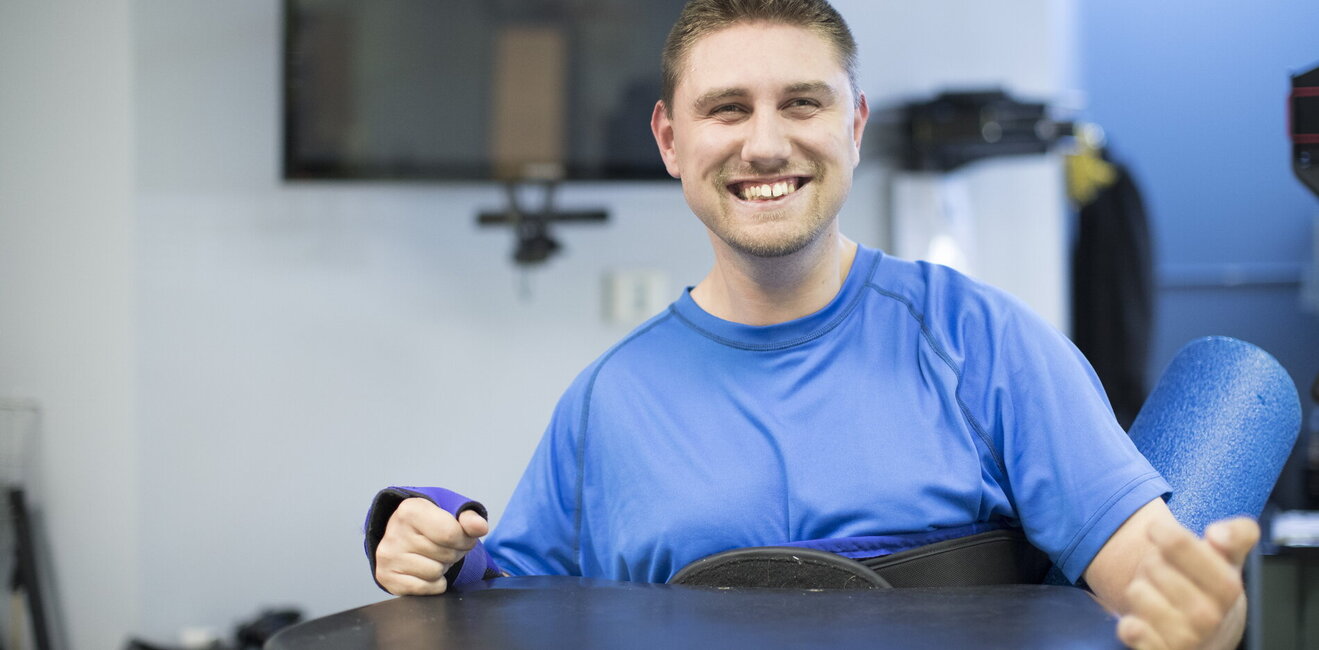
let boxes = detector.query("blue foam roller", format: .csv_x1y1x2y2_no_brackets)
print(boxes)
1127,336,1301,535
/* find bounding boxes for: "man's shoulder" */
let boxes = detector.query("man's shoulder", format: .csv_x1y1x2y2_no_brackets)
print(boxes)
864,252,1030,335
561,305,688,397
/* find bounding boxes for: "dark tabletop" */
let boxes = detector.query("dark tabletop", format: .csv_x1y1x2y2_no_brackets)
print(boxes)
267,576,1123,649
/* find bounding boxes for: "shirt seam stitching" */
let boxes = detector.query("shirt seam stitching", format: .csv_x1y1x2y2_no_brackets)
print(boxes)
574,310,676,571
863,282,1008,475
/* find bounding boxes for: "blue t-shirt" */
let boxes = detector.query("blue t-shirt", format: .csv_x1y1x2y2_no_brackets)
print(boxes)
486,245,1170,584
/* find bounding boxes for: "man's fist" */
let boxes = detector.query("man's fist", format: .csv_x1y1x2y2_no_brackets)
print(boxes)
374,497,490,596
1116,516,1258,650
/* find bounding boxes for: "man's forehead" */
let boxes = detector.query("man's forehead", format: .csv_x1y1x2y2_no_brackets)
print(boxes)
674,22,849,101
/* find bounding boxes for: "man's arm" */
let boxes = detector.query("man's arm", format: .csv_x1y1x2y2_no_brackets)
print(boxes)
1083,498,1259,649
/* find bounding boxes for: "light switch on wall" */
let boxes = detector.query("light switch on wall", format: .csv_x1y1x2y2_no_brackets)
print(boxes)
603,269,671,326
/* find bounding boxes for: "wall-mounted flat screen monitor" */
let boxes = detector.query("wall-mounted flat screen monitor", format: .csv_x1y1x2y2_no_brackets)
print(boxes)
283,0,684,181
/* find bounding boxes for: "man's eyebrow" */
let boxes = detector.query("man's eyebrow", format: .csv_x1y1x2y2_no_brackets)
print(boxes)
784,81,837,99
692,87,749,111
691,82,839,111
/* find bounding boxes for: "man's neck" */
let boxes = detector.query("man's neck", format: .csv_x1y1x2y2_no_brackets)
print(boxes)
691,231,859,326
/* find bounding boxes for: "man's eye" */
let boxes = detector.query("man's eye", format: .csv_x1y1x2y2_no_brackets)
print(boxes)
712,104,746,115
786,98,821,110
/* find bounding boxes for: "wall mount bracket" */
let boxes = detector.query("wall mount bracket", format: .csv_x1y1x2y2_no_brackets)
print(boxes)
477,180,608,266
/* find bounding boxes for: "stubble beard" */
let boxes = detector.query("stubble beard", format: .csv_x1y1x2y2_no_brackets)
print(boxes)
705,160,837,259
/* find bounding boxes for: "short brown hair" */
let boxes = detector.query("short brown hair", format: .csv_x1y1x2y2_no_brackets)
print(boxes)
660,0,859,112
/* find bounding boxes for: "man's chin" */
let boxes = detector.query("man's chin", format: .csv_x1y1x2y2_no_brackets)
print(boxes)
714,226,820,259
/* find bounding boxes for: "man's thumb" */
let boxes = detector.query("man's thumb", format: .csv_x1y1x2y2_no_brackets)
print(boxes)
1206,517,1259,569
457,509,490,539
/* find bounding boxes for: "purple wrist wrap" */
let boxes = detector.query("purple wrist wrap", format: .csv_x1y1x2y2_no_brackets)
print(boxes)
364,486,502,593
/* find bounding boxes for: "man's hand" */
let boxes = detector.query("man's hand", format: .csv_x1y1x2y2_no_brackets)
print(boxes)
374,497,490,596
1115,515,1259,650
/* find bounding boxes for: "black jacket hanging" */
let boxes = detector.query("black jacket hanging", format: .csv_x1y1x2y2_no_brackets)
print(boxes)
1070,155,1155,430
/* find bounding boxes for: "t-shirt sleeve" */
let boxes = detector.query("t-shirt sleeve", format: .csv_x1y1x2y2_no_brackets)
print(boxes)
957,291,1171,583
483,372,589,576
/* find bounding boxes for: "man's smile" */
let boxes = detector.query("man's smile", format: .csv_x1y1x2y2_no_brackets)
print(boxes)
725,176,813,202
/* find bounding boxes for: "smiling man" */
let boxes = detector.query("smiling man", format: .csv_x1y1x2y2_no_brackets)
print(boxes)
367,2,1257,648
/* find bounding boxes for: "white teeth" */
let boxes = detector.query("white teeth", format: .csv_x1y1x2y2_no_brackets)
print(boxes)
739,179,798,201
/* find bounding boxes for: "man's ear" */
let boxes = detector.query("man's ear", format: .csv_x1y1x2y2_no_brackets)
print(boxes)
851,92,870,163
651,100,682,179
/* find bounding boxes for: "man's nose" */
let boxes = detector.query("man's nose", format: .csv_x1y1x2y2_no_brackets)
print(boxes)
740,112,792,168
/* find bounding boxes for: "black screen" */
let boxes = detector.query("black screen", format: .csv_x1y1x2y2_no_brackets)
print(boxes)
1294,94,1319,135
283,0,684,181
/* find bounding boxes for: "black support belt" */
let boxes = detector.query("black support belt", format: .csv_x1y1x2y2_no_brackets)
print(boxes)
669,529,1052,590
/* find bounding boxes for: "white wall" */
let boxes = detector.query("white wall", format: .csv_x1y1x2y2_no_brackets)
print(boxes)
0,1,138,648
845,0,1075,100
